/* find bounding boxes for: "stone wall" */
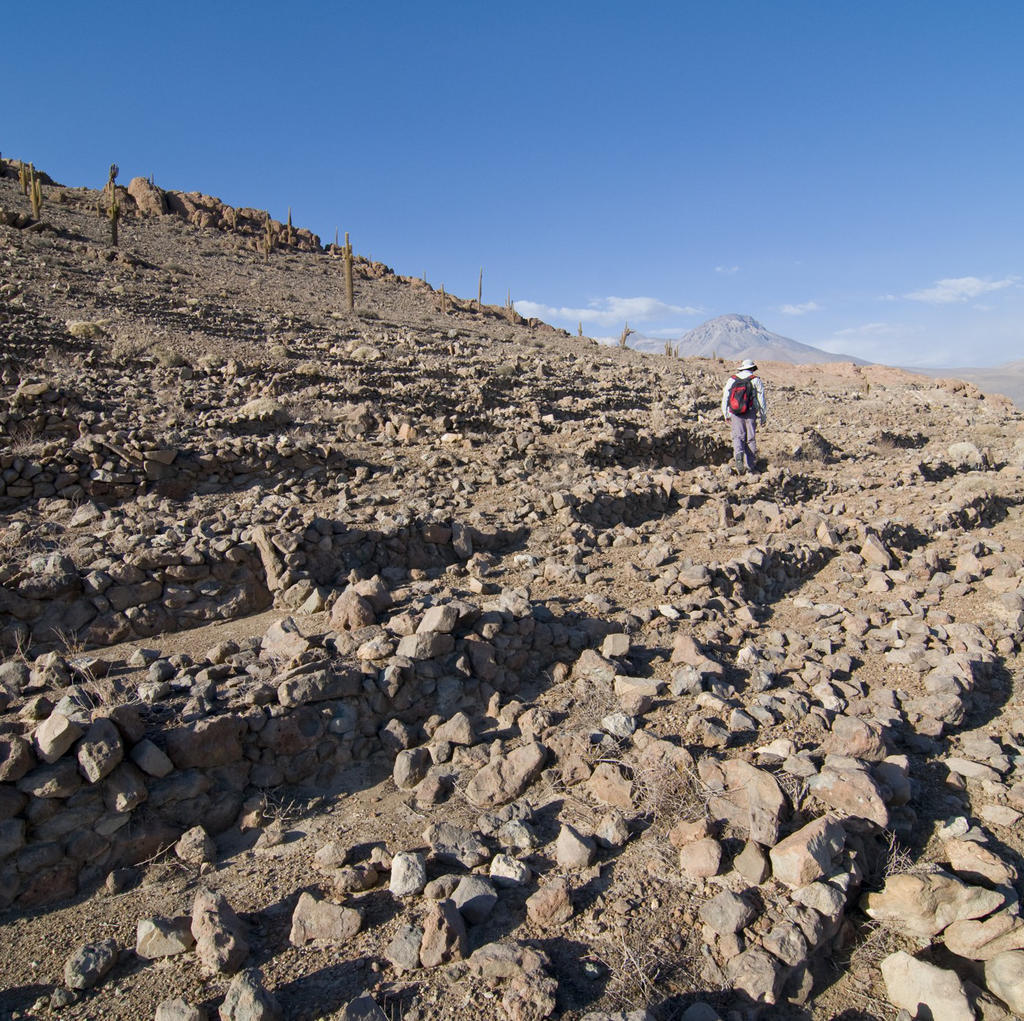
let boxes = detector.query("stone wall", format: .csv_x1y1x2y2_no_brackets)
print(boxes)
0,582,574,911
0,507,514,650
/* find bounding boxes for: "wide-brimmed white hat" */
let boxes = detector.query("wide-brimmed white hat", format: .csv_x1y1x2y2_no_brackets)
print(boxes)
737,358,757,371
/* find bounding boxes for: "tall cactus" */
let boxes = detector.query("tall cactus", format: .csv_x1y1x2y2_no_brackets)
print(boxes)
109,188,121,247
344,232,354,311
30,168,42,219
263,212,275,261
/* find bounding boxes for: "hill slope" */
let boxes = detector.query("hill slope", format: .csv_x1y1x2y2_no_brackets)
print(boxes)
911,360,1024,410
1,157,1024,1021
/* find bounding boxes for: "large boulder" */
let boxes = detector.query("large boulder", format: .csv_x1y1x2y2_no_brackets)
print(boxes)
862,871,1005,939
880,951,973,1021
127,177,168,215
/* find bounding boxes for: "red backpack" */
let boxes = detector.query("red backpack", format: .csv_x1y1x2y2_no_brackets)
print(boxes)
727,375,755,414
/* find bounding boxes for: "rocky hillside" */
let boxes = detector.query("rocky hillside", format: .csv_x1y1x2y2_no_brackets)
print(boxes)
2,158,1024,1021
912,362,1024,413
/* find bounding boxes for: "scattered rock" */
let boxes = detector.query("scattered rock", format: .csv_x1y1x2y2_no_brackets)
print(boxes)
419,900,468,967
527,878,574,927
191,887,249,975
289,892,362,946
390,851,428,897
136,916,195,959
464,741,547,807
63,939,119,990
881,951,974,1021
220,968,283,1021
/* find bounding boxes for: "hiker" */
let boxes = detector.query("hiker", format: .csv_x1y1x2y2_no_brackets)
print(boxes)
721,358,767,475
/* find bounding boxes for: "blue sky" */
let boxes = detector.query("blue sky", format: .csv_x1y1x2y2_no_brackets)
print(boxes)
6,1,1022,366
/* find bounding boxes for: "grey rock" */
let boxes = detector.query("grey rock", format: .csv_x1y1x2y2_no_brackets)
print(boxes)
452,875,498,924
220,968,283,1021
489,853,532,886
700,890,756,935
191,887,248,975
555,822,596,868
393,747,431,789
595,810,630,849
288,892,362,946
763,921,810,967
985,950,1024,1014
389,851,427,897
129,738,174,778
734,841,770,883
338,994,389,1020
154,998,208,1021
385,924,423,973
77,717,124,782
769,816,846,887
33,711,83,764
862,870,1005,939
64,938,119,990
422,821,489,868
724,947,784,1005
175,825,216,865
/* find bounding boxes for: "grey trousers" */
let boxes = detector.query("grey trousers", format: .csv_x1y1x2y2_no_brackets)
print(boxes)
730,412,758,469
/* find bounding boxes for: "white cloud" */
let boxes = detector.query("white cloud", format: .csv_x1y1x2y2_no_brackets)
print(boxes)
515,295,702,326
715,265,739,275
904,275,1018,304
780,300,821,316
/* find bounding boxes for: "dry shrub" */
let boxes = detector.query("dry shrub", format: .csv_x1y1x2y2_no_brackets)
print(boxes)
6,419,47,457
880,830,918,878
561,679,619,734
602,932,665,1010
153,345,187,368
110,334,150,363
775,768,809,813
637,760,707,828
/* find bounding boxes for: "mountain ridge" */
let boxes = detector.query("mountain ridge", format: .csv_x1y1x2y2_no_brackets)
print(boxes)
658,313,867,365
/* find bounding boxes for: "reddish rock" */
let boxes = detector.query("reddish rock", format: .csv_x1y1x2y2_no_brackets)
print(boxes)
419,900,467,968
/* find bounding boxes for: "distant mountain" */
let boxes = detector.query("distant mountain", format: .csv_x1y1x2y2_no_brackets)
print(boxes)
638,313,866,365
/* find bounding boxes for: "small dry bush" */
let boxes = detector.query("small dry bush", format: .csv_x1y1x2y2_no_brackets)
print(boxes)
561,679,619,734
111,334,150,363
631,754,709,830
6,420,47,457
153,344,187,368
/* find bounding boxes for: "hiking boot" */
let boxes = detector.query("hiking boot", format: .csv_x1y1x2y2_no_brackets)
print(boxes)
734,455,745,475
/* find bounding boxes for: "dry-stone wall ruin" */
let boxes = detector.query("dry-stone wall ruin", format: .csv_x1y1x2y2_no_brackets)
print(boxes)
0,578,570,911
